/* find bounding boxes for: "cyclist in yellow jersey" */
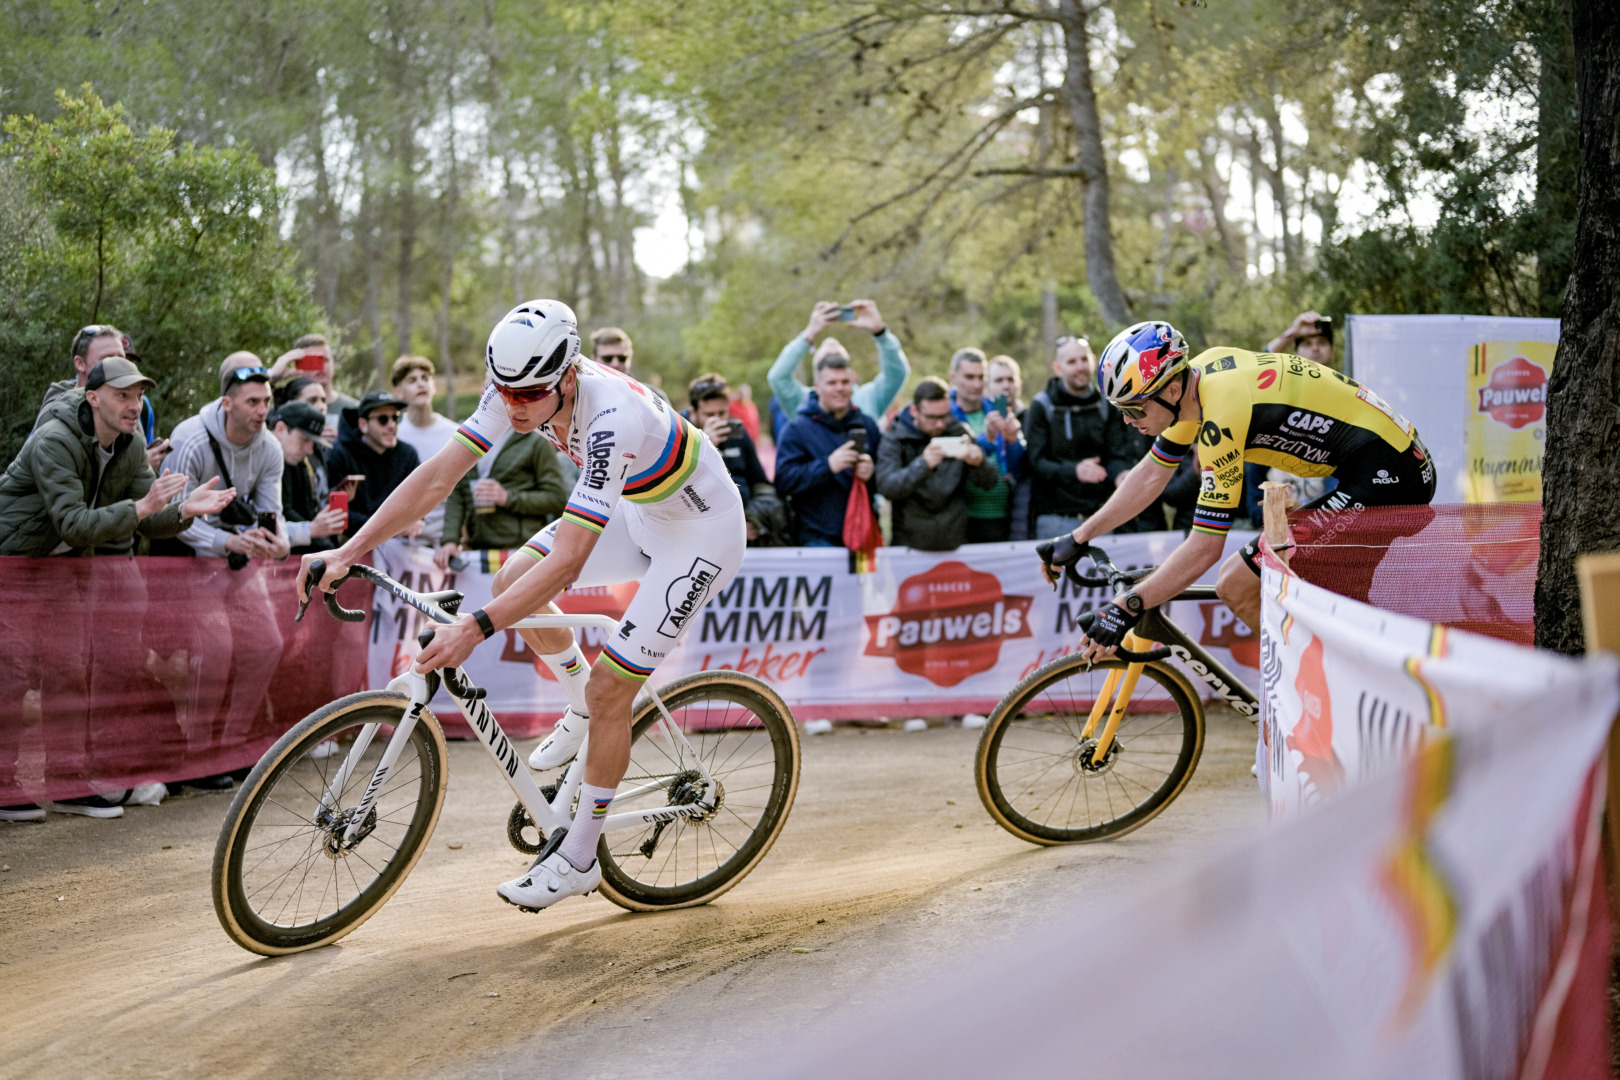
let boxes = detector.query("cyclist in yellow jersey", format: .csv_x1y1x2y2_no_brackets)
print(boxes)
1039,320,1435,659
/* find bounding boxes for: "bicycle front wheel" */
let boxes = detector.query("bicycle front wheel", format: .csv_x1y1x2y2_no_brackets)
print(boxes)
597,671,800,911
975,655,1204,845
212,691,448,955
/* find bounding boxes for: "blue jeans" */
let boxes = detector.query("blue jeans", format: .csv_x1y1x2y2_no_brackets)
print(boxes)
803,538,837,548
1034,514,1084,541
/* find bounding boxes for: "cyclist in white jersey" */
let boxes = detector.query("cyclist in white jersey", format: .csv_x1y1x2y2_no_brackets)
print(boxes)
300,300,746,913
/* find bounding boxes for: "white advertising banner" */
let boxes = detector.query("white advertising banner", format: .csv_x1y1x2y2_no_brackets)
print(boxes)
366,532,1260,735
1347,315,1559,504
753,564,1618,1080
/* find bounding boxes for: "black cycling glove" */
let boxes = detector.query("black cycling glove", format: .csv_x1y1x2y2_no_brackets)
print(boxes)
1086,601,1143,649
1037,534,1085,585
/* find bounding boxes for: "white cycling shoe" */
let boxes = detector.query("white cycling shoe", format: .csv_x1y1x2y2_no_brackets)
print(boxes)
528,708,589,770
497,837,601,913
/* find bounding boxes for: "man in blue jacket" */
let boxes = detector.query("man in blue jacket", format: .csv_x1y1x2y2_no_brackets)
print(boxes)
768,299,910,440
774,352,882,547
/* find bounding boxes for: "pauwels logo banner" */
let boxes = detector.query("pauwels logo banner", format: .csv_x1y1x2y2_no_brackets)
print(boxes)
862,561,1032,687
1464,341,1555,503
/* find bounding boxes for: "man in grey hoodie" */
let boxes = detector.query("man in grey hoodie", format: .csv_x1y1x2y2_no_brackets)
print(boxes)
160,354,289,773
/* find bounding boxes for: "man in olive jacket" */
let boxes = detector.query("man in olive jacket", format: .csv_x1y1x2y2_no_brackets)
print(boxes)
0,359,232,556
875,377,999,551
434,429,568,565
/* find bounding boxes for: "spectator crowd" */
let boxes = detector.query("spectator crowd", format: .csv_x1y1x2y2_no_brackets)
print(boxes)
0,304,1333,823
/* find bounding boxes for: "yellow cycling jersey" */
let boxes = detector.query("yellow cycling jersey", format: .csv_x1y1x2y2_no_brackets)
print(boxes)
1149,348,1419,536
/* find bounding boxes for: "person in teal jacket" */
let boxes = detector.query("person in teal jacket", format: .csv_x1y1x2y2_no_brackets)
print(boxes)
768,300,910,438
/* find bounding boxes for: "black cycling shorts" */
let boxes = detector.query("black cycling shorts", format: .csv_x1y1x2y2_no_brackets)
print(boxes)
1238,436,1436,576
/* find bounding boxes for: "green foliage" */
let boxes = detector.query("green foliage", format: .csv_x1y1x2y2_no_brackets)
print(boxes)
0,87,323,463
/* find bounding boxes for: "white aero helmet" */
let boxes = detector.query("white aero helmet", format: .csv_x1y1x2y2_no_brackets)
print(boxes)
486,299,581,392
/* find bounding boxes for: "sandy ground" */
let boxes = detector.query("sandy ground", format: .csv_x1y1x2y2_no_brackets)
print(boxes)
0,710,1261,1080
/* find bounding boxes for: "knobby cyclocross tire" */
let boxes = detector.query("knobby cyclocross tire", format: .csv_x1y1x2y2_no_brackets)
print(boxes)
975,655,1204,846
212,691,448,955
597,671,800,911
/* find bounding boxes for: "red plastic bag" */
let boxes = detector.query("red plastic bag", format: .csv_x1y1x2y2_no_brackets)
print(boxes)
844,476,880,566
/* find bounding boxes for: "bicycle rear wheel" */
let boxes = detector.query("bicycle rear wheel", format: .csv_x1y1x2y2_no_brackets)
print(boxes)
597,671,800,911
975,655,1203,845
212,692,448,955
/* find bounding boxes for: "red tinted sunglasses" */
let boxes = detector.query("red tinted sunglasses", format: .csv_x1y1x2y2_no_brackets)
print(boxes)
495,383,557,406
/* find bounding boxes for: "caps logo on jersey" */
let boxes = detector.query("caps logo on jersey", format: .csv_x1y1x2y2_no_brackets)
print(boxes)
864,561,1032,687
1475,354,1548,430
659,558,723,637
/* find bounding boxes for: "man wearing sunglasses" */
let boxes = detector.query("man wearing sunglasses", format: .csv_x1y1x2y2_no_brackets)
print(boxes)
1041,320,1435,660
301,299,746,916
323,390,423,540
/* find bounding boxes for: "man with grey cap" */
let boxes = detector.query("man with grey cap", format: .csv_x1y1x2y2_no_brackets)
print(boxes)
271,400,346,554
0,357,234,556
0,357,237,820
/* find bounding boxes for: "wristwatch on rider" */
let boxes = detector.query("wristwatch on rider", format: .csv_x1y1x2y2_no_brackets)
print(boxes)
1120,589,1145,616
471,608,496,640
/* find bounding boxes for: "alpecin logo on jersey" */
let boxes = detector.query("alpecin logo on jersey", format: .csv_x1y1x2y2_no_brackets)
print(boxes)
863,562,1032,687
1476,354,1548,430
583,430,615,489
659,558,722,637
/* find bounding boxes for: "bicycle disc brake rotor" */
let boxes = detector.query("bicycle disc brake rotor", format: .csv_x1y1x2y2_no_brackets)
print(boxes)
317,805,378,858
1072,737,1121,776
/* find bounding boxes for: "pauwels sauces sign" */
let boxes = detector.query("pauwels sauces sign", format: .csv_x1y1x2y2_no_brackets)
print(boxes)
864,561,1032,687
1464,341,1554,503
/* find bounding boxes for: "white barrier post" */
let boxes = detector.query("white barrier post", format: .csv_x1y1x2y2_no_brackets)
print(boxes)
1576,549,1620,923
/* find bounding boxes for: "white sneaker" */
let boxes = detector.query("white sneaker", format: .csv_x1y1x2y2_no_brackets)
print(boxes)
496,845,601,913
43,797,124,818
528,708,589,770
1,804,46,823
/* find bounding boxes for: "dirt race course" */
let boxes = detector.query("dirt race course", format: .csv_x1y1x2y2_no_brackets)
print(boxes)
1,711,1260,1080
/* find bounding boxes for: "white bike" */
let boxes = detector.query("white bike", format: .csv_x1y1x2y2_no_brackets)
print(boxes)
212,561,801,956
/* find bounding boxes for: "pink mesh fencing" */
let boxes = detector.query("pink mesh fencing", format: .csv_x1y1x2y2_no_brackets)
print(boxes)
1286,502,1540,647
0,557,372,804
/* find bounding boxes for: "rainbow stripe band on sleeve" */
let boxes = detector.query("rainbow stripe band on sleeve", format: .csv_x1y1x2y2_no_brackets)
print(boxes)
561,501,610,534
599,644,655,682
1191,509,1232,536
623,417,702,503
453,425,493,457
1149,442,1184,468
519,537,551,561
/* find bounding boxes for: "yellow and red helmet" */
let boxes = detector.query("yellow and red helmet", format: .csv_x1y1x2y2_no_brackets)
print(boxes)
1099,321,1190,409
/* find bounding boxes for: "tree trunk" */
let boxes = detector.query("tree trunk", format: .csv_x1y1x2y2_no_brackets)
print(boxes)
396,117,417,367
1057,0,1131,327
1534,0,1620,655
1198,139,1245,276
360,175,384,391
309,113,341,317
439,67,460,422
1533,0,1579,317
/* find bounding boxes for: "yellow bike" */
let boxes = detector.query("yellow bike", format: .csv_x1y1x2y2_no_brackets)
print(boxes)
974,544,1258,845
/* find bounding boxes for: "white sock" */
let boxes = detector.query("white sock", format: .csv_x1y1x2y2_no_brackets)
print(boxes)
539,643,592,718
559,783,615,872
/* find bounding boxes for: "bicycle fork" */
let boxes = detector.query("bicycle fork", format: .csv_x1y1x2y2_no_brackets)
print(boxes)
1080,631,1153,761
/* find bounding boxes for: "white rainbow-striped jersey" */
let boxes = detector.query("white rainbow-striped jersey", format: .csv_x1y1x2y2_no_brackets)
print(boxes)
453,360,740,533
